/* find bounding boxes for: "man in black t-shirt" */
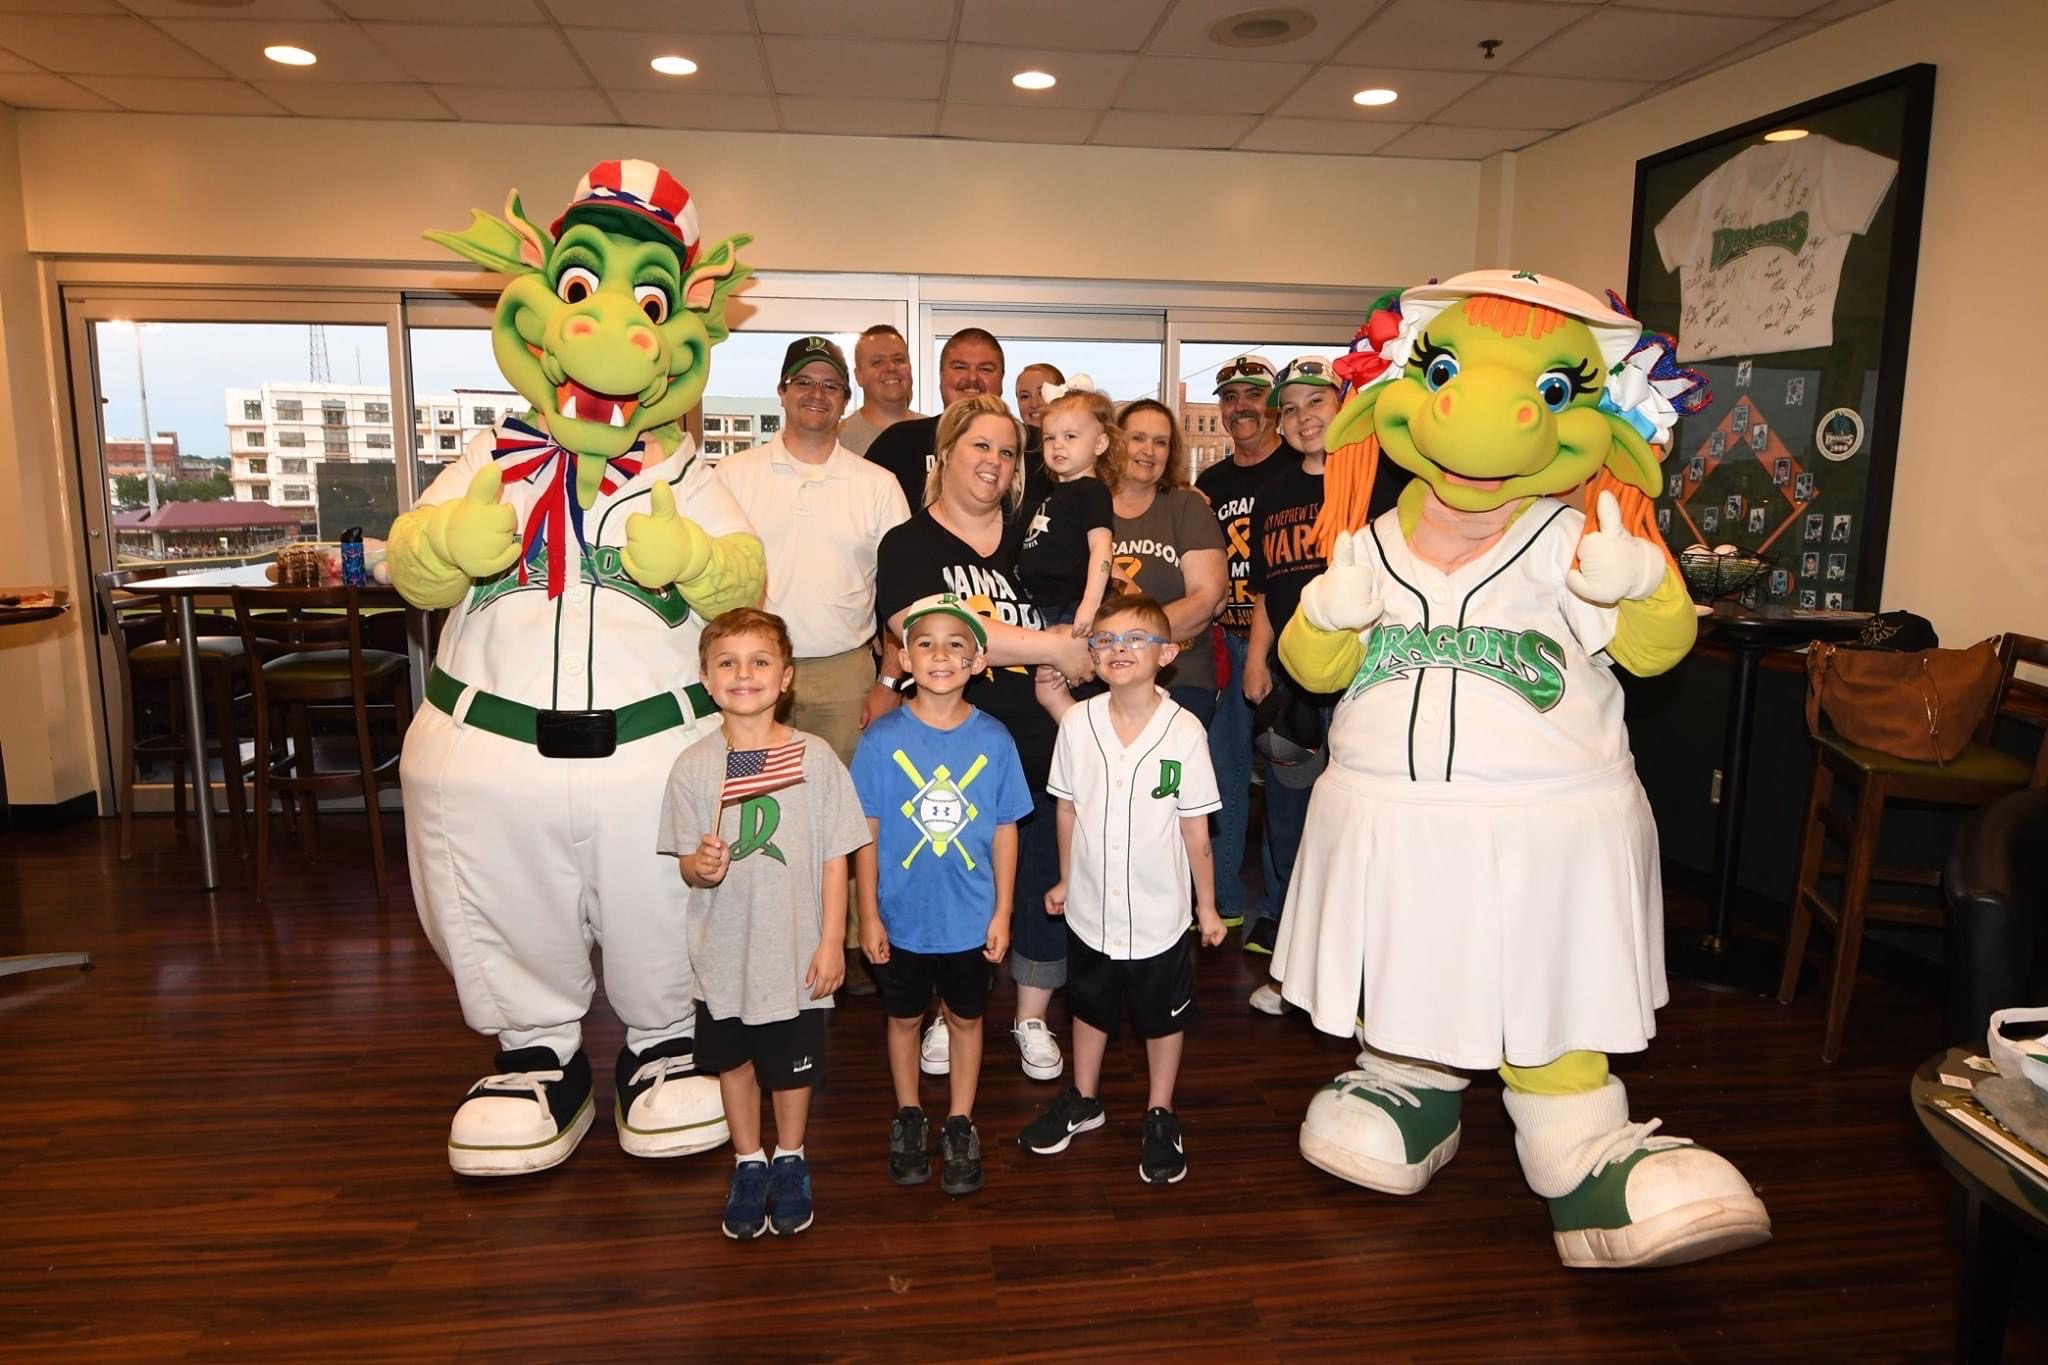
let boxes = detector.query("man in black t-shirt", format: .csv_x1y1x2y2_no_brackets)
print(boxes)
1193,353,1296,939
866,328,1047,515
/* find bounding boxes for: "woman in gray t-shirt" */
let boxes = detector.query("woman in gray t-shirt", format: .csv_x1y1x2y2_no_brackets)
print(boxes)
1112,399,1228,722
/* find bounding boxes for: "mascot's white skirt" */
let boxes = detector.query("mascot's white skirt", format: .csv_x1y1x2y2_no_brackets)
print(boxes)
1273,756,1668,1071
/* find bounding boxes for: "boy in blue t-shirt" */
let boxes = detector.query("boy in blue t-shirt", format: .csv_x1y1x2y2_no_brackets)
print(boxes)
853,593,1031,1197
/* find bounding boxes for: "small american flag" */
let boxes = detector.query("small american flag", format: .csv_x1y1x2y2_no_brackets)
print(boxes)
722,739,806,805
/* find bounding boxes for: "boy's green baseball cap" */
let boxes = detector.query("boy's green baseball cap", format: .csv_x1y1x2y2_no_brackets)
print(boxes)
902,592,987,648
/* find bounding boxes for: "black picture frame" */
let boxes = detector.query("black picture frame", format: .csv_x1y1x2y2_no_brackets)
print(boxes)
1625,64,1935,611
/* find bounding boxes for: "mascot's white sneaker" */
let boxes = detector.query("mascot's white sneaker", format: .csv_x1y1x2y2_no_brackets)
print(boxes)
448,1046,593,1177
1504,1077,1772,1269
615,1038,730,1158
1299,1054,1468,1195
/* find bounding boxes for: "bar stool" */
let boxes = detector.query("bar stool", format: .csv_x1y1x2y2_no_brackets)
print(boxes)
231,586,414,900
1778,633,2048,1061
97,568,255,860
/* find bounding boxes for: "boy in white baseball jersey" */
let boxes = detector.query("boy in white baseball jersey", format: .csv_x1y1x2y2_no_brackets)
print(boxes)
658,609,871,1241
853,594,1032,1196
1022,594,1226,1185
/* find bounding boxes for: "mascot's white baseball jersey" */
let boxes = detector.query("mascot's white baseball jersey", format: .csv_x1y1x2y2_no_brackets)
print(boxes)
389,159,765,1176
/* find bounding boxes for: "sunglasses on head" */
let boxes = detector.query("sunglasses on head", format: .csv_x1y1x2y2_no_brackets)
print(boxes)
1216,359,1273,385
1279,359,1331,381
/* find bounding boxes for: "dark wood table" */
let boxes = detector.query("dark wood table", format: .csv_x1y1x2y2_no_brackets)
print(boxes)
1668,603,1871,993
1912,1049,2048,1363
0,593,93,979
121,566,424,890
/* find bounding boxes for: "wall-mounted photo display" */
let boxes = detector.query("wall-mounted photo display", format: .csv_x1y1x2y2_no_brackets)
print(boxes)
1629,64,1934,611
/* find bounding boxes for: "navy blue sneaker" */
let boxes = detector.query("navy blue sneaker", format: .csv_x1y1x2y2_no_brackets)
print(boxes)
722,1160,770,1240
768,1153,814,1236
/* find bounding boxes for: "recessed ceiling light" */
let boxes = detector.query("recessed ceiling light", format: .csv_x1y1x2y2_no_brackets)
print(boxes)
1353,88,1398,107
1764,127,1809,142
263,44,317,67
1012,70,1056,91
650,54,698,77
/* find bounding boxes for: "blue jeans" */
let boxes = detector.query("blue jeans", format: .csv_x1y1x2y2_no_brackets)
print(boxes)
1208,631,1254,921
1170,683,1215,728
1256,701,1333,929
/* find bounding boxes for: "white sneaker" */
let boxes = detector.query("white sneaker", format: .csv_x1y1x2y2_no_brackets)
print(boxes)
920,1016,951,1076
1249,982,1284,1015
1012,1018,1064,1081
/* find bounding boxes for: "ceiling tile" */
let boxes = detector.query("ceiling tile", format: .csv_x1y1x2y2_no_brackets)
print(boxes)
0,48,39,74
432,85,617,124
1237,116,1412,156
1687,18,1819,75
0,15,225,77
1512,8,1779,80
1616,0,1824,16
959,0,1170,51
1146,0,1389,64
122,0,337,16
608,91,779,131
360,23,579,86
0,72,116,110
1113,55,1312,115
1337,0,1588,71
945,45,1135,109
561,30,767,95
539,0,752,28
938,101,1098,144
763,35,947,98
1430,72,1653,129
780,95,938,137
1376,123,1546,159
328,0,543,19
1276,64,1484,121
252,80,455,119
757,0,956,41
1089,109,1255,150
71,75,290,115
151,20,413,82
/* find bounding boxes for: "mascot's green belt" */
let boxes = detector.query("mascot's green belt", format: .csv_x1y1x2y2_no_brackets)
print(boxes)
389,159,764,1177
1273,269,1774,1269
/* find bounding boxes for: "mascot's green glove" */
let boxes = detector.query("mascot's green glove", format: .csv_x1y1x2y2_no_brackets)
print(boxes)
622,480,767,618
386,464,522,610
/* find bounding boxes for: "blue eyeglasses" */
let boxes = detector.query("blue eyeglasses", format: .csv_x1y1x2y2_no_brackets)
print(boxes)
1087,630,1172,653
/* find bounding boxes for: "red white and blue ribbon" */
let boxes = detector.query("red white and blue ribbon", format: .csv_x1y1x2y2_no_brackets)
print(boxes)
491,417,645,599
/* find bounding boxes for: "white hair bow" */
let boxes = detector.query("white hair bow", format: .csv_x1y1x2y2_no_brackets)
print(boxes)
1040,372,1102,403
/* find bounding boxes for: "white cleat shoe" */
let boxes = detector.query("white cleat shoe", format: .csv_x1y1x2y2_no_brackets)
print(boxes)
448,1046,594,1178
1012,1018,1064,1081
920,1016,951,1076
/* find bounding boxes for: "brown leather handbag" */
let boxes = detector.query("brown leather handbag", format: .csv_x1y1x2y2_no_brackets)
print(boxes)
1805,635,2003,764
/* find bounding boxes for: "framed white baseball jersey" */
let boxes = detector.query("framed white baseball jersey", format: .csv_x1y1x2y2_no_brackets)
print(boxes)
1047,691,1222,960
1335,499,1630,785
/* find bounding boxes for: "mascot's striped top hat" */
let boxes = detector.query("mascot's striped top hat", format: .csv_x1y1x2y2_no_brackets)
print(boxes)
551,158,702,269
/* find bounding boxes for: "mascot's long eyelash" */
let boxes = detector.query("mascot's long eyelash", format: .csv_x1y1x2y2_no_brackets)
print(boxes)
1409,334,1452,370
1563,358,1603,396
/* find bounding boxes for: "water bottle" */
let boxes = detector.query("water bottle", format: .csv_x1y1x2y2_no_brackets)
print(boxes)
340,526,367,587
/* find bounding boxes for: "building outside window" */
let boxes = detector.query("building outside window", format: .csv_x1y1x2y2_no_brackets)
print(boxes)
365,401,390,424
242,399,262,420
275,399,304,421
366,432,392,450
438,433,456,451
278,430,305,447
471,406,494,425
413,407,425,425
733,417,751,433
247,458,267,475
251,483,270,500
322,400,346,427
324,430,349,454
704,417,724,433
281,457,308,474
760,414,781,433
245,431,264,447
705,440,724,454
436,408,454,424
282,484,311,502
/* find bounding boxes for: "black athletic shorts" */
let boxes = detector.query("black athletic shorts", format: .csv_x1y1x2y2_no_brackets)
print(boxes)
871,946,992,1021
1065,928,1197,1041
694,1002,827,1091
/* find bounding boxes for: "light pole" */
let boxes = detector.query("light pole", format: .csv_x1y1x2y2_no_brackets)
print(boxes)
111,321,164,558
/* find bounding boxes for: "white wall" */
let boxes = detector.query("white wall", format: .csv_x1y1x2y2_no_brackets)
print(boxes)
15,113,1479,288
1499,0,2048,647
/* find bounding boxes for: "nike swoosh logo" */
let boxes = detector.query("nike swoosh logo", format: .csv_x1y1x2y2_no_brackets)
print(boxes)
1170,1000,1191,1017
791,1059,813,1072
1066,1118,1089,1133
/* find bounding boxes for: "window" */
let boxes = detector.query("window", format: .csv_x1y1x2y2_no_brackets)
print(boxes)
245,431,265,447
437,408,455,424
281,457,308,474
731,441,750,453
413,406,425,425
251,482,270,500
247,458,267,475
705,440,724,454
438,433,457,451
278,429,305,447
365,401,390,424
761,414,781,433
321,400,346,427
242,399,261,420
366,432,392,450
324,430,349,454
275,399,303,421
282,484,311,502
704,417,724,433
732,417,752,433
471,405,494,425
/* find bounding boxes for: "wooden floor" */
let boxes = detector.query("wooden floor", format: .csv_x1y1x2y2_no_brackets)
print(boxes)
2,813,2041,1363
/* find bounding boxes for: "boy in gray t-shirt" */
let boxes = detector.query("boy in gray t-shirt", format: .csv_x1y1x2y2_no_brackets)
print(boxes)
656,609,870,1241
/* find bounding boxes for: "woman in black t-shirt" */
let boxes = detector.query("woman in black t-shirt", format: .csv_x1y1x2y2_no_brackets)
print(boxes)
874,394,1096,1083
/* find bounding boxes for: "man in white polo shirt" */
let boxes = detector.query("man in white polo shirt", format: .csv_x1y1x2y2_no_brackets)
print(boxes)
717,336,912,764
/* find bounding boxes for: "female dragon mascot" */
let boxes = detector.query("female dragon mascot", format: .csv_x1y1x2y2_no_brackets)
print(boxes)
1274,269,1772,1267
388,161,765,1176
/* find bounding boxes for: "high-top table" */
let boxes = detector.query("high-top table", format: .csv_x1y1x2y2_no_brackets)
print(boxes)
120,566,425,890
1668,603,1870,993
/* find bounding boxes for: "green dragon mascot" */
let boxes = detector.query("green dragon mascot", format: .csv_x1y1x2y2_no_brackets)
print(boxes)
1271,269,1773,1267
390,160,765,1176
